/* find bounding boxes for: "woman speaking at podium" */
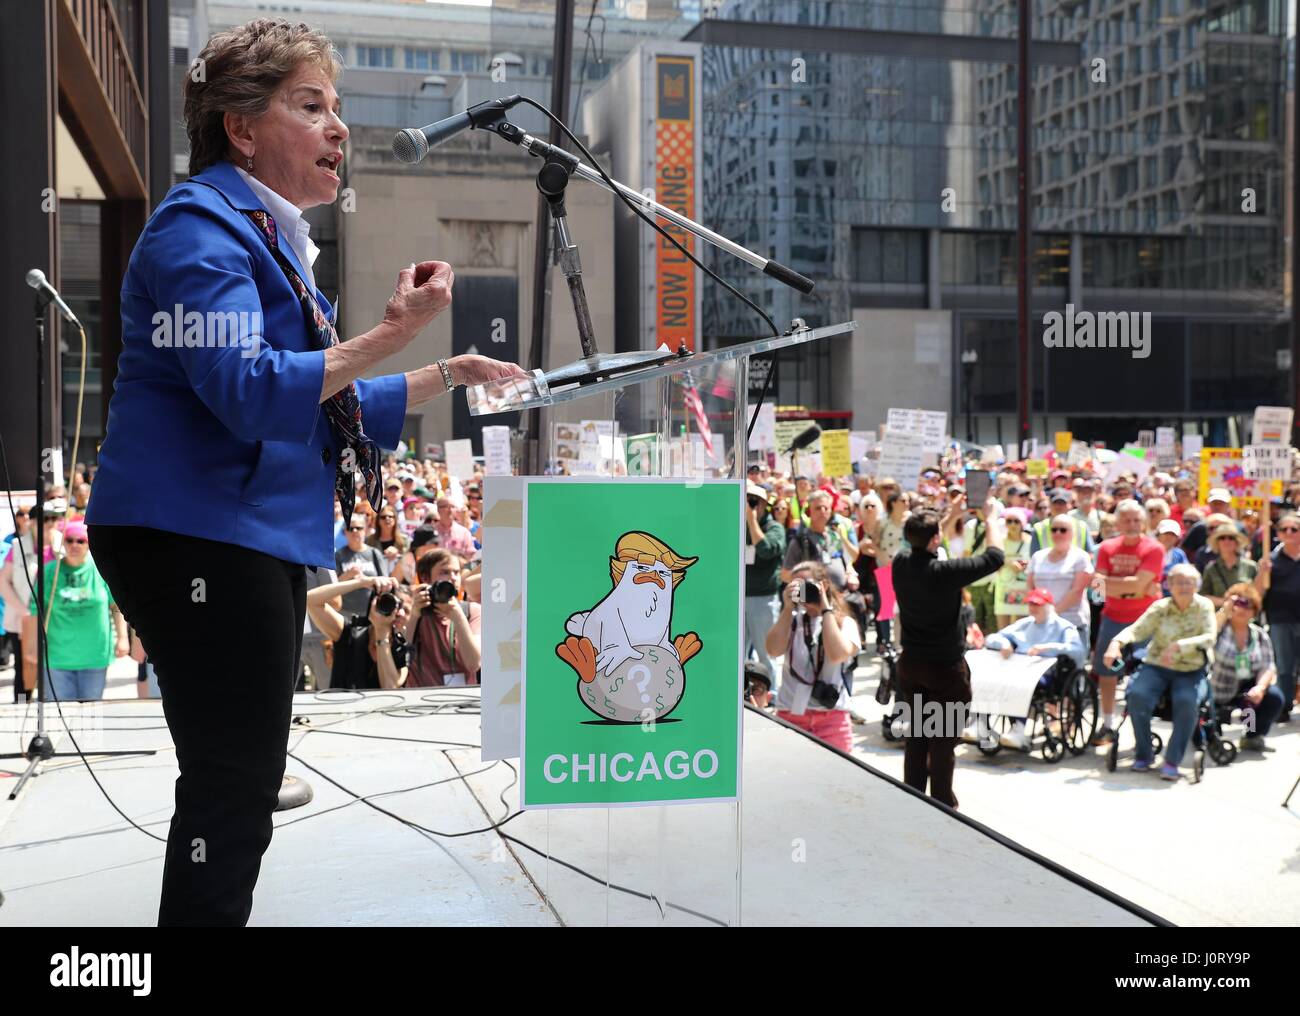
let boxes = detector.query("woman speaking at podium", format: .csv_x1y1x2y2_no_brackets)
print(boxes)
85,18,525,926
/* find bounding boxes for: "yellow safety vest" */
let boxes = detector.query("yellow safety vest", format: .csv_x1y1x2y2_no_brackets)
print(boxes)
1033,515,1088,552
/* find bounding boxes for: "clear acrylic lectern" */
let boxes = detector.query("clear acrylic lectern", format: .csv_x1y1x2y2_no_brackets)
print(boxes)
470,320,855,926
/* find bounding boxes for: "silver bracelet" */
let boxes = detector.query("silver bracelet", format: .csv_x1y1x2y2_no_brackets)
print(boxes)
437,358,455,391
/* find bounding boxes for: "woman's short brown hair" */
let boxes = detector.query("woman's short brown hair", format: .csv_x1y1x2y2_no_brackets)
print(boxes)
1223,582,1262,615
184,18,341,175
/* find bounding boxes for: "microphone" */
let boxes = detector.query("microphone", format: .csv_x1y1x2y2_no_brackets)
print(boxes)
392,94,523,164
786,423,822,455
25,269,80,326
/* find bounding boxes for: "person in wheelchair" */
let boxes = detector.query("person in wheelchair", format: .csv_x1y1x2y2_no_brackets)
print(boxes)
1210,582,1287,751
979,588,1086,750
1102,563,1216,780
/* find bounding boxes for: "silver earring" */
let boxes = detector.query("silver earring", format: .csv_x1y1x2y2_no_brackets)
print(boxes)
246,155,254,172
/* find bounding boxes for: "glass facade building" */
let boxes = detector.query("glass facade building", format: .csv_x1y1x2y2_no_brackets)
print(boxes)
694,0,1289,444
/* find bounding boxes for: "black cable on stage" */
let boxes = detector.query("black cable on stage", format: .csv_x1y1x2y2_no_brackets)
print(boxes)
515,97,784,447
286,748,524,839
273,763,501,829
294,727,482,750
286,737,729,926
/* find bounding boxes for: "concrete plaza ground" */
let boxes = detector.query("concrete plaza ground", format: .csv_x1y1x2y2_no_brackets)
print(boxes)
2,653,1296,926
837,651,1300,926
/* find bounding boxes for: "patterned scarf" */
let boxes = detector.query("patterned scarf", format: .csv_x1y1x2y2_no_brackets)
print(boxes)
242,209,380,521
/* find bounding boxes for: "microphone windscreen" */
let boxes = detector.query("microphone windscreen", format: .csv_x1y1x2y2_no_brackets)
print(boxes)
392,128,428,164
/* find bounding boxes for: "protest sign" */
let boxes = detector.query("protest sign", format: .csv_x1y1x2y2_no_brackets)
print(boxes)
1252,406,1293,445
1155,427,1177,467
820,430,851,477
849,430,875,464
967,649,1058,718
482,426,512,476
886,408,947,452
1199,448,1282,511
747,403,776,451
1243,445,1292,483
876,428,925,489
445,438,475,482
774,418,815,458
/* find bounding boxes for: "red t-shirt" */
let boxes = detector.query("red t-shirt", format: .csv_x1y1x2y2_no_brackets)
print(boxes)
1168,502,1202,530
1096,535,1164,623
408,601,481,687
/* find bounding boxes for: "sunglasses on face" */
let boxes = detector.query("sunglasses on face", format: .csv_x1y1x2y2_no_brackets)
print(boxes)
348,525,365,532
1279,526,1300,534
1050,526,1070,534
64,537,87,545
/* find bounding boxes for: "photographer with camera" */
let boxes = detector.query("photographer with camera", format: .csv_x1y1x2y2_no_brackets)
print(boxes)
764,560,862,753
306,574,410,691
403,549,482,687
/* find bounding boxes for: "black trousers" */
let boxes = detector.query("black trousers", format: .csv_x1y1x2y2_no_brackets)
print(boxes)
897,652,971,809
88,524,305,927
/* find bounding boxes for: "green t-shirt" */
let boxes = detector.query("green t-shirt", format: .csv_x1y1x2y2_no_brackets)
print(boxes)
1200,556,1257,600
30,559,115,669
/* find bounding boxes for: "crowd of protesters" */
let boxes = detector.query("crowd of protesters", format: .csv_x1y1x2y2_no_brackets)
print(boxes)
5,443,1298,790
743,446,1299,787
1,456,485,701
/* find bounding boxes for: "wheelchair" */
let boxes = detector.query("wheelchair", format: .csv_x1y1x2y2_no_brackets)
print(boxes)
1103,646,1237,782
976,654,1098,764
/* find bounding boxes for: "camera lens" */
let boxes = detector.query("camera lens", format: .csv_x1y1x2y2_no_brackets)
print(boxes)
375,592,397,616
432,580,457,605
802,579,821,604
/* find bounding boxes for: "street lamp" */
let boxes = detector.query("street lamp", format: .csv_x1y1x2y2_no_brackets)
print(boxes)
961,348,979,443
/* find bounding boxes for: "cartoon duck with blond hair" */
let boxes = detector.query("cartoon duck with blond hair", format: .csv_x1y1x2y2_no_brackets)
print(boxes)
556,531,703,701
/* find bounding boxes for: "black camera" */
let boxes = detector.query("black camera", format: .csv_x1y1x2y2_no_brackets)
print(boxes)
374,591,398,617
431,580,458,605
793,579,821,606
810,679,840,709
747,494,765,510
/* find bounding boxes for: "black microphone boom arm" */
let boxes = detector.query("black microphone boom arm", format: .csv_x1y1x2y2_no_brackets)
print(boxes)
489,121,815,296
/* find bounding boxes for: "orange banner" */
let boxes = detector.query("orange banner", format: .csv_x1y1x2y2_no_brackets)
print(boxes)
655,56,696,352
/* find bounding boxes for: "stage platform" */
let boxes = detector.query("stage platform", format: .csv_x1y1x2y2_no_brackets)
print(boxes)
0,692,1158,926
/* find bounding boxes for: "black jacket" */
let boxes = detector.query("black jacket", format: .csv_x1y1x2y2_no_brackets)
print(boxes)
892,544,1005,663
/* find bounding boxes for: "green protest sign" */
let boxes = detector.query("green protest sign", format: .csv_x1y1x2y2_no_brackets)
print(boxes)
521,478,743,808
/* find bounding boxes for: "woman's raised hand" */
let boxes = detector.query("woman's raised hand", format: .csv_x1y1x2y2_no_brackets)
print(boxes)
383,261,455,344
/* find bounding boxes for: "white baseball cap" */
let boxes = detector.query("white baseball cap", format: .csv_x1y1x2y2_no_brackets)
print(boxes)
1156,519,1182,537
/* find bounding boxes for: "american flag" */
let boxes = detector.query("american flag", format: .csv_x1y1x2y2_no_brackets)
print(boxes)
682,383,714,458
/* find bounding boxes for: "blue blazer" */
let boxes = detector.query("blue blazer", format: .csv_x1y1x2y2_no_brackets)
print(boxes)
86,161,407,568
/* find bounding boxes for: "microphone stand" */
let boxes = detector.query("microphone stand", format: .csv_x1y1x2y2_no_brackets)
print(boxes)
4,291,153,801
478,117,813,392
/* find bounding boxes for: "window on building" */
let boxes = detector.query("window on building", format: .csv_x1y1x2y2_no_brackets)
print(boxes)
405,48,439,71
355,46,394,69
851,228,925,284
450,50,482,72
